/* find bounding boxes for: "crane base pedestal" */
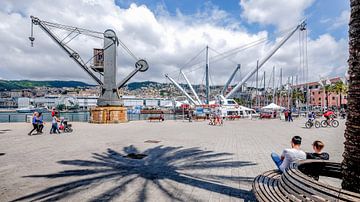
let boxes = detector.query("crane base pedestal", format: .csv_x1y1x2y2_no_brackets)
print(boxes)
90,106,127,124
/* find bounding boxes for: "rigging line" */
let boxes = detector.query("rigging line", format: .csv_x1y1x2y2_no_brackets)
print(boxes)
298,29,303,84
208,47,237,65
44,23,104,39
62,32,80,45
305,29,309,84
42,20,104,35
60,28,80,43
183,39,268,73
178,26,295,74
117,39,139,61
189,37,270,69
267,69,273,88
204,26,294,64
180,47,206,71
302,29,306,84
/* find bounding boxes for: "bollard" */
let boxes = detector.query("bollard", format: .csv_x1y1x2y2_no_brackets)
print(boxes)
8,115,11,123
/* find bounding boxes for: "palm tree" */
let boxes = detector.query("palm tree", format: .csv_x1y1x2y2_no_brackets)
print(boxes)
292,89,305,108
342,0,360,193
333,81,348,108
323,84,333,108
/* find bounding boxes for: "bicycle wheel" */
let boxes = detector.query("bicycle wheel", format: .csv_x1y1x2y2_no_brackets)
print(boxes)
331,120,339,128
315,121,321,128
305,122,312,128
321,120,328,127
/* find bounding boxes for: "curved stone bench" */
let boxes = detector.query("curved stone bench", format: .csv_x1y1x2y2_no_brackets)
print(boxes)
252,160,360,202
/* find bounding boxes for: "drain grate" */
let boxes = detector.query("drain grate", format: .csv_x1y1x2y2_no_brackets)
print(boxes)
144,140,161,143
124,153,147,159
0,153,5,156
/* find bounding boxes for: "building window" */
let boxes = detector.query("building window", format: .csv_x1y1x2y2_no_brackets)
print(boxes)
312,98,315,101
332,97,335,100
318,98,321,101
318,91,321,94
344,96,347,99
312,92,315,95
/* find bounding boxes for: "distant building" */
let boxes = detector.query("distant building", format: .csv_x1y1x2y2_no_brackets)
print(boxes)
17,97,31,108
0,98,17,108
293,77,347,109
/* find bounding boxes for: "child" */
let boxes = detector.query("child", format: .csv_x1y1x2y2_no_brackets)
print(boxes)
50,115,60,134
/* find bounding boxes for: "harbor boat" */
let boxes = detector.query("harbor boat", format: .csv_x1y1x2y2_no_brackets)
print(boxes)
16,106,49,113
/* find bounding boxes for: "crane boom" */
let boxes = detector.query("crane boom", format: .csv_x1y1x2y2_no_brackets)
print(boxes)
165,74,197,105
180,70,202,105
30,16,103,85
221,64,240,96
225,20,306,99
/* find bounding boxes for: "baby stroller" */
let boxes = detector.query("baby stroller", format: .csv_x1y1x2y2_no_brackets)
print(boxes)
59,118,73,133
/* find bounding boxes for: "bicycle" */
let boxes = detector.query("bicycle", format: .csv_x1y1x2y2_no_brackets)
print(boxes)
305,119,321,128
321,118,339,128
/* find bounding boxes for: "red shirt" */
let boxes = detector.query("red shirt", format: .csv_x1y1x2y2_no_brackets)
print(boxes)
324,111,334,117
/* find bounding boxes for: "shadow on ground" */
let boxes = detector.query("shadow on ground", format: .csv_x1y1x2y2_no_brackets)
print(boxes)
13,145,257,201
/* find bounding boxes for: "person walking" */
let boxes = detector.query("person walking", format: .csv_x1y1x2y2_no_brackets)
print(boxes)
28,112,39,136
288,110,293,122
36,112,44,133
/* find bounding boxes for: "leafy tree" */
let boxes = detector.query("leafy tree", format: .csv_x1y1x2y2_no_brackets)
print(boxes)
56,104,65,111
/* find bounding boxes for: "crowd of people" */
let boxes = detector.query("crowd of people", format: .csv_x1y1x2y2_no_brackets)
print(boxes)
28,108,71,135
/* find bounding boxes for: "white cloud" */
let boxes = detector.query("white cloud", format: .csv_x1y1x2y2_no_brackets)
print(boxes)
330,10,350,30
239,0,314,30
0,0,348,89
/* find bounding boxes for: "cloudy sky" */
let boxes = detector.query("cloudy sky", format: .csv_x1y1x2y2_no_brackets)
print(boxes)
0,0,349,87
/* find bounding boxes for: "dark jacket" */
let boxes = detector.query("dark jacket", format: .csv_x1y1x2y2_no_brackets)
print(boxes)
306,152,329,160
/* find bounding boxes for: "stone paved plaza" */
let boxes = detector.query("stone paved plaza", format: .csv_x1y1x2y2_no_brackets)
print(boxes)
0,118,345,201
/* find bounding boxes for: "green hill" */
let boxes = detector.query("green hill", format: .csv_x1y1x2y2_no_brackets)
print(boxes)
0,80,93,91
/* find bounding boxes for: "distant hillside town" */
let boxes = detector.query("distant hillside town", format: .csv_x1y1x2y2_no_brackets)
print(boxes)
0,77,348,111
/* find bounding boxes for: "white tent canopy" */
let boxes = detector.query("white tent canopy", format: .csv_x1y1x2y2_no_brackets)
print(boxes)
239,105,255,111
262,103,285,110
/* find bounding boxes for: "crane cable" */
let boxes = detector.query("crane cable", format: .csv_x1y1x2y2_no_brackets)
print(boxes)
38,19,141,63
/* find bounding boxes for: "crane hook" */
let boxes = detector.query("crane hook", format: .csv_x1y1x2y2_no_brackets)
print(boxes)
29,21,35,47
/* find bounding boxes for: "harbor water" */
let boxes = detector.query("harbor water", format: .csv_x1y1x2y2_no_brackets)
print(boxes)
0,112,178,123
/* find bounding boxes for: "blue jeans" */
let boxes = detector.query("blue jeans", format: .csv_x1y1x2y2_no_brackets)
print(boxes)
271,152,283,171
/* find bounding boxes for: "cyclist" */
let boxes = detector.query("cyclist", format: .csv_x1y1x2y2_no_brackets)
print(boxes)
323,110,335,125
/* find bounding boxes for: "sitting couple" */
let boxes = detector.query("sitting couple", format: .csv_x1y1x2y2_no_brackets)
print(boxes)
271,136,329,173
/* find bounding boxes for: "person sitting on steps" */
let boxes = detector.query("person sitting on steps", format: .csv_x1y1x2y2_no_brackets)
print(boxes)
271,136,306,173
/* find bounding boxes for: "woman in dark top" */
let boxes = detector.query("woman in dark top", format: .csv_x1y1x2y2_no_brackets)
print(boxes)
306,140,330,180
306,140,329,160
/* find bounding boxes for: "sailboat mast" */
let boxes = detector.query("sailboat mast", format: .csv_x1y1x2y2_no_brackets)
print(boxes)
272,66,275,103
205,45,210,104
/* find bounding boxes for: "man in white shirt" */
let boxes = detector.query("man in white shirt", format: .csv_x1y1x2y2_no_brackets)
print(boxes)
271,136,306,172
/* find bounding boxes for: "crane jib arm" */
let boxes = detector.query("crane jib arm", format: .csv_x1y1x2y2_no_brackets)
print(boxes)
225,20,306,99
165,74,197,105
30,16,103,85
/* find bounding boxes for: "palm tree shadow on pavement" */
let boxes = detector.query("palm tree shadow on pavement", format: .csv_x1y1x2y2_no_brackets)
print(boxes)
13,145,257,201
